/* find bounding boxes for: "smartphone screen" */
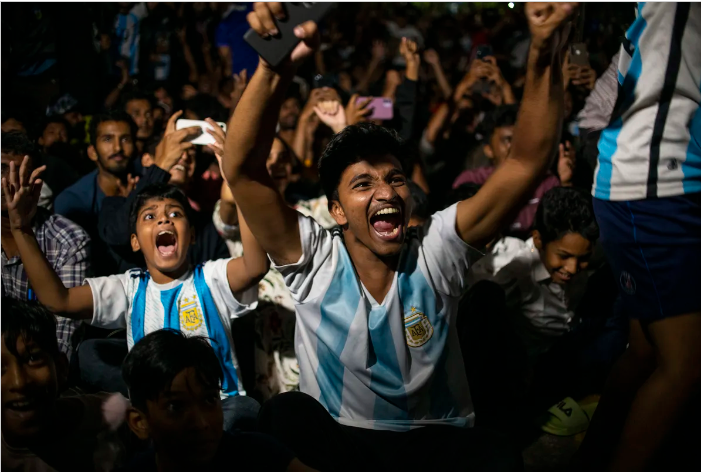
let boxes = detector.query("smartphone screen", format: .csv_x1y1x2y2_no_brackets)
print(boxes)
356,97,394,121
175,119,227,146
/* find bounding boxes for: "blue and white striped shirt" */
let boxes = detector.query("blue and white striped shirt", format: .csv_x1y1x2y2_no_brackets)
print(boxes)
86,259,257,397
593,2,701,201
275,204,482,431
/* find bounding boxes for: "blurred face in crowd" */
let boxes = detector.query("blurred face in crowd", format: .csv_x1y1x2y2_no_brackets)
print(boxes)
1,153,32,214
331,155,414,258
126,98,155,140
38,122,69,151
63,111,83,128
131,197,194,276
88,121,135,176
484,125,514,167
266,137,293,195
142,148,197,188
279,97,301,131
127,368,222,469
1,119,26,134
533,231,593,285
1,334,65,446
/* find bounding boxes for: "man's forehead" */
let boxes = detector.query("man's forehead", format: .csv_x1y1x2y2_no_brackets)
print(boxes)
97,121,131,135
345,155,404,175
127,98,152,110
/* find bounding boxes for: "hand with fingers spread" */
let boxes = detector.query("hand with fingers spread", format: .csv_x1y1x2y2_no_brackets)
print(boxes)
314,100,348,134
526,2,578,58
558,140,576,186
346,94,373,126
154,111,201,172
1,156,46,231
247,2,320,70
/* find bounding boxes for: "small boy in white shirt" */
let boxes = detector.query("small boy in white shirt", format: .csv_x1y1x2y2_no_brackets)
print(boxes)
3,159,269,431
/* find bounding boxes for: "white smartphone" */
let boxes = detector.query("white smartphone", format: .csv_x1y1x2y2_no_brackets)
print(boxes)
175,119,227,145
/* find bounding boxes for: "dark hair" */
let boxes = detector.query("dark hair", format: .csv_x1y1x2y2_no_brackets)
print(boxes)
1,131,39,162
1,298,60,359
184,94,227,122
120,89,154,112
40,116,70,135
480,104,518,143
129,183,195,234
89,110,137,147
408,181,429,221
534,187,599,245
318,122,403,201
122,330,223,411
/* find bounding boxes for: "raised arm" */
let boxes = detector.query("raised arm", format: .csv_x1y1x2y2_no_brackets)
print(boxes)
2,157,93,317
222,2,320,265
456,2,577,247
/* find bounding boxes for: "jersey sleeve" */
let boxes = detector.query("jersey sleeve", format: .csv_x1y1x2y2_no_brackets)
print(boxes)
85,273,132,329
203,258,258,319
272,213,335,304
419,203,484,297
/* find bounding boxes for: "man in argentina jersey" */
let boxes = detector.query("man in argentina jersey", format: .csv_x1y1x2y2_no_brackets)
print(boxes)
576,3,701,471
224,3,578,470
3,180,269,433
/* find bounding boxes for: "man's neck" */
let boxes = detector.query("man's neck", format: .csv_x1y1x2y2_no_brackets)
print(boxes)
344,233,399,304
96,170,124,197
147,262,191,285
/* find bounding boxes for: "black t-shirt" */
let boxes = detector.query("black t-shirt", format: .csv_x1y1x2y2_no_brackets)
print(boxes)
121,431,295,472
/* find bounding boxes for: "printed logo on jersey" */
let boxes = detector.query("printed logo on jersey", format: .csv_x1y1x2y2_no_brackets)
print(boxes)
180,296,203,331
620,271,636,295
404,307,433,348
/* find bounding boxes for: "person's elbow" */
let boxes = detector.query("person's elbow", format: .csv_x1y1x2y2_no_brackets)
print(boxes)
247,257,270,286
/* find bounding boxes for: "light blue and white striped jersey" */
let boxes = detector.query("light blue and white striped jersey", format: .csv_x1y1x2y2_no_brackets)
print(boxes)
86,259,257,397
275,204,482,431
113,11,141,75
593,2,701,201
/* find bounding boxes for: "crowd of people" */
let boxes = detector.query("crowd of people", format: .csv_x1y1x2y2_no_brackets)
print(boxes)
1,2,700,471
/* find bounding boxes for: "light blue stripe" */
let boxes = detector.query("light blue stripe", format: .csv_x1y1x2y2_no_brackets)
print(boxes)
160,285,183,331
595,5,648,200
368,303,409,423
397,249,456,422
682,79,701,194
128,13,139,75
193,265,239,396
130,272,150,346
316,246,359,418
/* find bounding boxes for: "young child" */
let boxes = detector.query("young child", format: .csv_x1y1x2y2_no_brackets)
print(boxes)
1,298,129,471
120,329,317,472
467,187,625,429
2,158,269,430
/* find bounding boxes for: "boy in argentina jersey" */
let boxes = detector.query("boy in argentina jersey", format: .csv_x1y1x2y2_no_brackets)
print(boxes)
2,172,270,432
223,3,577,470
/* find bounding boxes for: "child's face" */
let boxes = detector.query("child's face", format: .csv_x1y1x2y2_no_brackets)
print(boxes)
1,335,63,445
131,197,194,276
129,367,223,467
533,231,593,285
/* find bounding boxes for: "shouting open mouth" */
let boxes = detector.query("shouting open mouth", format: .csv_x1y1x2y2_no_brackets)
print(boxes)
156,230,178,258
369,205,404,242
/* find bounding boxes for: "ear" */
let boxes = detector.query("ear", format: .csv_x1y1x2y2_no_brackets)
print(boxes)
131,233,141,253
126,407,151,441
329,200,348,228
483,144,494,160
532,230,543,250
142,153,155,168
87,145,98,163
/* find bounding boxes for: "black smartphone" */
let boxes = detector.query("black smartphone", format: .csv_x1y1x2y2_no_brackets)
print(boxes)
244,3,334,68
570,43,590,67
476,44,493,61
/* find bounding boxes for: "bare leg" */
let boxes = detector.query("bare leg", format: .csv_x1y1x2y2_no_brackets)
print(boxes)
607,312,701,472
571,319,655,471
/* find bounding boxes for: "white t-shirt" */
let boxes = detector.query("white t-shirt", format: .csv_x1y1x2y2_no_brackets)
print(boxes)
274,204,482,431
86,259,257,396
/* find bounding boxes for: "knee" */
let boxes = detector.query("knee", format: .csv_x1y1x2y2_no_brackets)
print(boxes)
258,392,326,435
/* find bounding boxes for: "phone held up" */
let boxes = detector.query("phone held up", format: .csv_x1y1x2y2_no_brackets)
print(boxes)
175,120,227,146
569,43,590,67
244,3,335,68
356,97,394,121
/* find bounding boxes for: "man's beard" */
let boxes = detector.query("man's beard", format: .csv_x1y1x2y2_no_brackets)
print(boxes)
99,153,131,176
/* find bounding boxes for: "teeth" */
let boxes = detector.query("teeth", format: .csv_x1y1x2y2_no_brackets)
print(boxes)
173,165,186,172
158,231,174,237
374,208,399,216
377,226,400,237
